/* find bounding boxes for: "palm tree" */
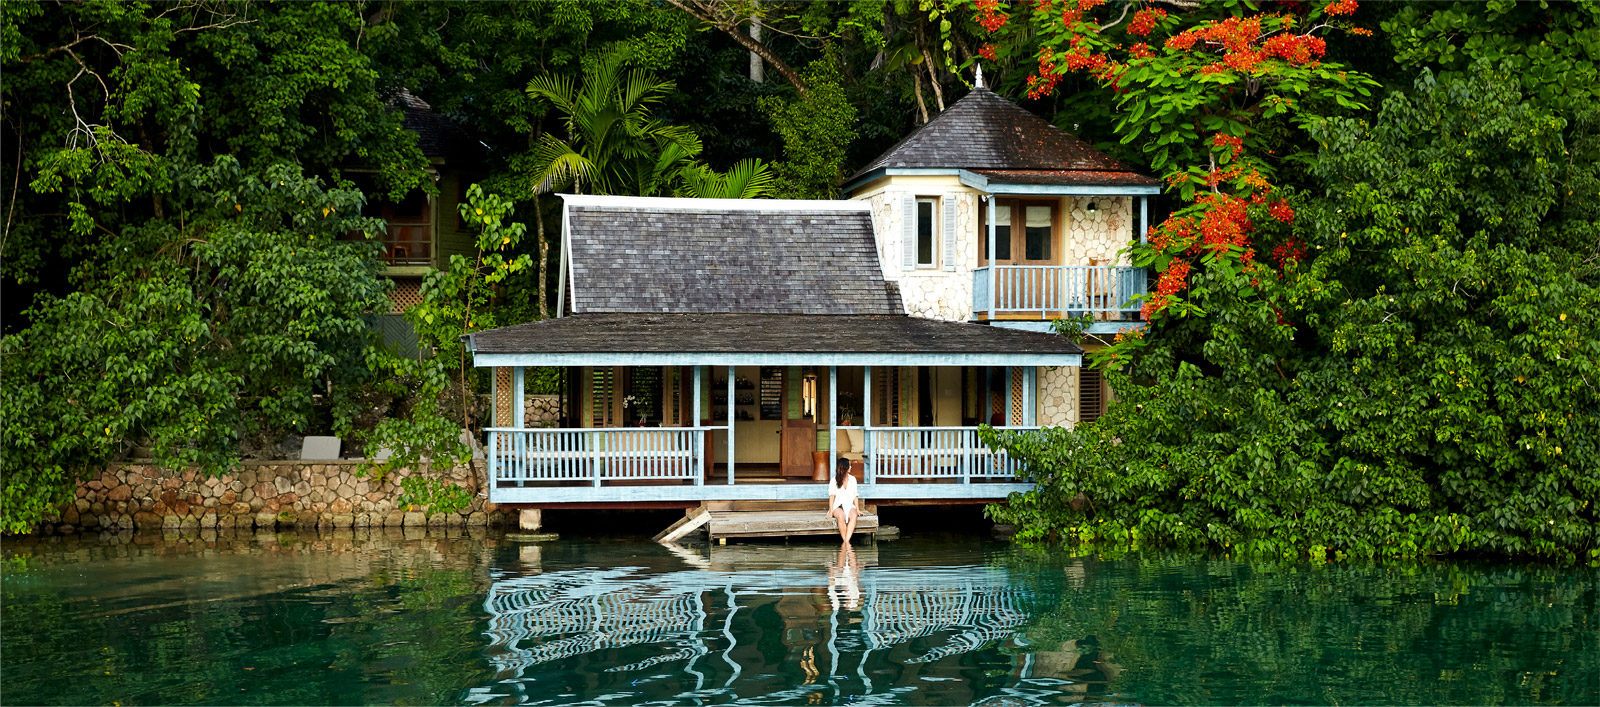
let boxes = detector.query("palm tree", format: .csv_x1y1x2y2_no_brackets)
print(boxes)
526,50,772,198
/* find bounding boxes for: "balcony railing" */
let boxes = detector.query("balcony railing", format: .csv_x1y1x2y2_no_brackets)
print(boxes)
488,427,710,487
865,426,1035,483
486,425,1038,497
381,224,433,266
973,265,1146,319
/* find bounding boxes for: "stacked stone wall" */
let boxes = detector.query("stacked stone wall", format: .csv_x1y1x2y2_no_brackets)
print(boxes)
1037,365,1079,427
42,461,511,535
1063,196,1134,266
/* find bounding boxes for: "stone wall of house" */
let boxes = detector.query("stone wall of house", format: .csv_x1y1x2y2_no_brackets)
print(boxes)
862,182,980,323
41,461,512,535
1062,196,1134,266
1036,365,1079,427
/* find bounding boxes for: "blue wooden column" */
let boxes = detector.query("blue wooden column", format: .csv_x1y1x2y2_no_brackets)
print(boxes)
726,366,736,485
986,195,998,316
512,366,526,428
1003,366,1014,427
1022,366,1037,426
863,366,874,483
828,365,838,481
692,366,703,486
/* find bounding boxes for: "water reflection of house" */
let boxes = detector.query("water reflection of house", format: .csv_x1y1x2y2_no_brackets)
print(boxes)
466,549,1042,704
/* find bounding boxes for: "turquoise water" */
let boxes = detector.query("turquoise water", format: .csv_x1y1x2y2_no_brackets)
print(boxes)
2,529,1595,705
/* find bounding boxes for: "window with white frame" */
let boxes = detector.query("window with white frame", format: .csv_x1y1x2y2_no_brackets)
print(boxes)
915,197,938,267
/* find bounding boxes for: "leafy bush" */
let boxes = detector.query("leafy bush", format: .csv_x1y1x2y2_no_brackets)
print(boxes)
987,72,1600,563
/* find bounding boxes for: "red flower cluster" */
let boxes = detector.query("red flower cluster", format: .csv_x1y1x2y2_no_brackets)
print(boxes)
1167,16,1263,54
1211,133,1244,158
1196,194,1252,255
1063,49,1109,71
1261,33,1327,64
1025,48,1065,99
1057,0,1099,27
979,44,999,61
1128,8,1168,36
1267,199,1295,223
977,0,1008,32
1129,42,1156,59
1159,15,1330,75
1142,258,1193,318
1271,237,1307,265
1323,0,1358,16
1147,216,1197,252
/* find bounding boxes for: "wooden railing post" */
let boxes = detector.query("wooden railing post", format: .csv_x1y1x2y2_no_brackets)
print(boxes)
488,430,499,494
591,430,602,487
962,428,972,485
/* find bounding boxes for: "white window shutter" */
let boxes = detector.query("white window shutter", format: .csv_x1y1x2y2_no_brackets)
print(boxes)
901,193,917,271
942,193,959,271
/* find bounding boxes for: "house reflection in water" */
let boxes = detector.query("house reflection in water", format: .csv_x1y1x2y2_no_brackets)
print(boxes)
463,546,1098,704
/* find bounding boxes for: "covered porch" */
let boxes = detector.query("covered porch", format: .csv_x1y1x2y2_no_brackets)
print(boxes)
468,314,1081,505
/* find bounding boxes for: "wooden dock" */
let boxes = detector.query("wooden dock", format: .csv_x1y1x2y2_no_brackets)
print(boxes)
654,500,877,543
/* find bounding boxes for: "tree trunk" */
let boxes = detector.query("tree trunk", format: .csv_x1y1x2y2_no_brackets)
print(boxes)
668,0,807,95
912,69,930,125
534,192,550,319
748,16,764,83
921,45,945,112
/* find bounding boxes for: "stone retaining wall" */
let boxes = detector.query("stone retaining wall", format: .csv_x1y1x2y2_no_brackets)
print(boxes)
43,460,512,535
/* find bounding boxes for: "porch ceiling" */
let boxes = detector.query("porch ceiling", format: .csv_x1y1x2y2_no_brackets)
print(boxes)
467,313,1083,367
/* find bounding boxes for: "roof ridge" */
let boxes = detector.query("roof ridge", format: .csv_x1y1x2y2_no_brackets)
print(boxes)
561,194,869,211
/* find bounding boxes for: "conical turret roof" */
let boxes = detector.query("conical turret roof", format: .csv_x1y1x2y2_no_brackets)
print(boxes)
848,86,1156,188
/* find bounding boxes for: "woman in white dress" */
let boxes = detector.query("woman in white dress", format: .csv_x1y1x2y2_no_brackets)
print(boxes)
827,457,859,544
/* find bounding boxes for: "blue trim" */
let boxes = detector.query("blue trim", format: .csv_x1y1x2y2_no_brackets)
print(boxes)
489,482,1035,504
1087,322,1146,335
474,351,1082,367
986,320,1144,336
842,167,1161,196
988,321,1056,334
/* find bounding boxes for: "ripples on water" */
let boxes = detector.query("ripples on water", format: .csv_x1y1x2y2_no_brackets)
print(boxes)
2,529,1595,705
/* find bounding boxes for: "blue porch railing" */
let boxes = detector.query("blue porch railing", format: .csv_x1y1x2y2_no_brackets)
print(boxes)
972,264,1146,319
485,426,1036,503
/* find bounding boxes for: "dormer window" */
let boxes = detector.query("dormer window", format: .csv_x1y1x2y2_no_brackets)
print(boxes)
915,197,939,267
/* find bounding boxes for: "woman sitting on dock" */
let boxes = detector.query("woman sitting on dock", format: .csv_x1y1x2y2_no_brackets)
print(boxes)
827,457,860,544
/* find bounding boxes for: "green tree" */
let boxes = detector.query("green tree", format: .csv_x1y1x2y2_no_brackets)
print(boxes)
0,3,440,531
524,49,773,198
986,71,1600,562
347,185,538,515
759,52,858,199
1,160,390,533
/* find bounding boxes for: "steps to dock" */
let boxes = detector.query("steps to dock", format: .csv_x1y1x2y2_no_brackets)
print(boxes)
655,500,877,543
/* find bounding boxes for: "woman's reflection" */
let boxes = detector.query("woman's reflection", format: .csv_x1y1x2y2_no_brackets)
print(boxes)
828,544,862,612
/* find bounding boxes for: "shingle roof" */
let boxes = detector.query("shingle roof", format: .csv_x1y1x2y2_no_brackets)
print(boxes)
394,90,457,158
565,197,900,316
469,313,1083,356
849,86,1152,185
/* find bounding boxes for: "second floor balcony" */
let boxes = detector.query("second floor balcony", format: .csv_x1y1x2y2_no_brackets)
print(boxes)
972,264,1147,322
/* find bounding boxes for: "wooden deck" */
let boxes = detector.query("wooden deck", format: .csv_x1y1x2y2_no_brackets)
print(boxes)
655,500,877,543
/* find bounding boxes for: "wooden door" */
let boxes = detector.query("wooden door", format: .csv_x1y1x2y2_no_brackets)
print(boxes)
780,418,816,478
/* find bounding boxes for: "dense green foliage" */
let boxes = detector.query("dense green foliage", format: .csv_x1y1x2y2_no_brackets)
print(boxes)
985,2,1600,562
2,161,390,533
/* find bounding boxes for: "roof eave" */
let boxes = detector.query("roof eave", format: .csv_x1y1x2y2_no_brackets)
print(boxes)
473,351,1083,368
843,168,1162,195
